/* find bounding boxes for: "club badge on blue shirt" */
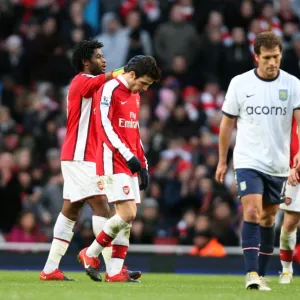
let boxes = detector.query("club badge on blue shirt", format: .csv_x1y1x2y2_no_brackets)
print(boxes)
279,89,288,101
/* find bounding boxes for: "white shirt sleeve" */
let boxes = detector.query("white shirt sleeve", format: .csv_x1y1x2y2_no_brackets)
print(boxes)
222,77,240,117
293,78,300,110
100,82,134,161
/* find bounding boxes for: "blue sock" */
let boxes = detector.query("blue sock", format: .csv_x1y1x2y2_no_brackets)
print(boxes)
258,225,274,277
242,221,260,273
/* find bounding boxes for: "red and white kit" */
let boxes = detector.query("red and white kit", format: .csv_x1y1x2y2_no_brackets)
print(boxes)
95,75,147,203
61,73,106,202
280,118,300,211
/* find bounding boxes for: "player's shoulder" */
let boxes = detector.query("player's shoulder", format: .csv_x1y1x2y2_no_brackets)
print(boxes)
229,69,255,87
70,72,95,85
75,72,97,81
102,78,121,94
279,69,300,85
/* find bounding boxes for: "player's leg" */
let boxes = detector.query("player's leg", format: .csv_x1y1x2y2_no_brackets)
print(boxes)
41,161,105,281
279,183,300,283
241,194,263,288
79,200,137,282
107,176,142,279
78,174,140,282
257,201,278,291
85,195,111,266
86,199,136,259
236,169,264,289
86,176,141,279
279,210,299,283
257,174,287,290
40,199,81,281
110,223,142,279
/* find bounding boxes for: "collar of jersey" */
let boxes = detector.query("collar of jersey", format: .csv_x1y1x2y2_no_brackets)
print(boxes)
117,74,129,89
254,68,280,82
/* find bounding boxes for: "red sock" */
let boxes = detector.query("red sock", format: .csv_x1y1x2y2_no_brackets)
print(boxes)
293,245,300,264
96,231,114,247
112,245,128,259
280,249,293,262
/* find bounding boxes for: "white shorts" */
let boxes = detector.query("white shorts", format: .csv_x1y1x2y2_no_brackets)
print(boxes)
96,173,140,204
280,183,300,212
61,161,105,202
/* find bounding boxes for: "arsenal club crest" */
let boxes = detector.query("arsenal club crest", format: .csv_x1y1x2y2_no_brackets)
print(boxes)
97,180,104,191
123,186,130,195
285,197,292,206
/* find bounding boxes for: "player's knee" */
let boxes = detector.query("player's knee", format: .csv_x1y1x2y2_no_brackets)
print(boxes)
260,216,275,227
61,204,81,221
68,209,81,221
92,203,110,218
87,196,110,218
284,214,300,232
120,208,136,223
122,211,136,223
260,207,277,227
244,207,260,223
284,222,298,232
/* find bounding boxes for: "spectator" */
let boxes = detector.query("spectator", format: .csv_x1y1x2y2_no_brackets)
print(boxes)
62,1,93,41
154,4,200,71
0,152,23,233
177,209,196,244
124,10,152,61
281,32,300,78
30,17,63,81
189,230,227,257
140,0,161,36
0,106,16,135
94,12,128,70
0,35,30,85
220,27,254,89
5,210,47,243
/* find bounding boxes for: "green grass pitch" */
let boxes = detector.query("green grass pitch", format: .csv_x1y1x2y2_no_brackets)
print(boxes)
1,271,300,300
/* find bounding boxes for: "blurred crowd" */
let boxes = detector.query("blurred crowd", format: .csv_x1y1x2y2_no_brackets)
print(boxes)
1,0,300,255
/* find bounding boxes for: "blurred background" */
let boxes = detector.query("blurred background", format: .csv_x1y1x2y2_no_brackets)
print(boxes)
1,0,300,270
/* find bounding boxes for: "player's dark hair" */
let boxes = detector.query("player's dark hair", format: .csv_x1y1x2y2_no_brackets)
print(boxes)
124,55,161,82
254,31,282,54
71,39,104,72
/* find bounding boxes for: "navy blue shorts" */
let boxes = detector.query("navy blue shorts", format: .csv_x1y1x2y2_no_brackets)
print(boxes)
235,168,287,204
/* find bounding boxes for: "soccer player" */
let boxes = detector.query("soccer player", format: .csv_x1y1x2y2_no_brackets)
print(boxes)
77,55,160,282
40,40,132,281
279,118,300,284
215,31,300,291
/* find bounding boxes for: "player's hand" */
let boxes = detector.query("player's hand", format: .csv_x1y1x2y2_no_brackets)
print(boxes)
293,151,300,171
126,156,142,174
288,168,299,186
111,67,124,78
139,168,149,191
215,162,227,184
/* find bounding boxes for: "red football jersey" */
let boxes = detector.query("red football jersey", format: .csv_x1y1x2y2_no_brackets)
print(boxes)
61,73,106,162
290,118,299,168
95,75,147,176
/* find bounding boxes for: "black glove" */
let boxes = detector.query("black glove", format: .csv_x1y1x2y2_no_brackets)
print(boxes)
139,168,149,191
126,156,142,174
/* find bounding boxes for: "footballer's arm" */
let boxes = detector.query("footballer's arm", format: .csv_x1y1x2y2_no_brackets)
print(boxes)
80,69,124,98
136,126,149,190
136,126,148,170
293,109,300,171
99,87,134,161
215,114,237,184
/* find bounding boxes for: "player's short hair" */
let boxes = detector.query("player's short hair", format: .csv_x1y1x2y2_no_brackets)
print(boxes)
71,39,104,72
124,55,161,82
254,31,282,55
